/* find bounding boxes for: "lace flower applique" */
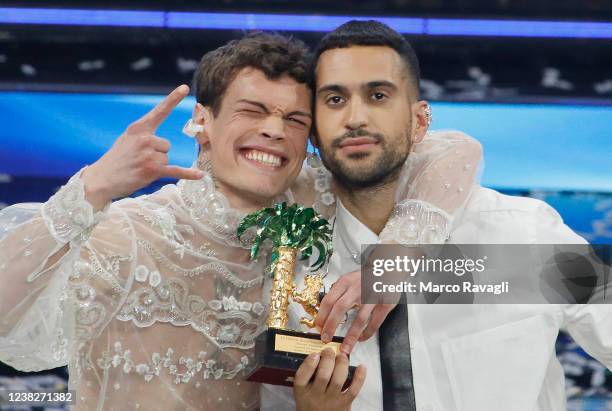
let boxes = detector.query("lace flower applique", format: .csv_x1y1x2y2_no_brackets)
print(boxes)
307,154,336,217
96,342,251,384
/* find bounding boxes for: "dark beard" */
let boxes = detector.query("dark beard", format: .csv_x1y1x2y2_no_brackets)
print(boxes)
320,129,409,191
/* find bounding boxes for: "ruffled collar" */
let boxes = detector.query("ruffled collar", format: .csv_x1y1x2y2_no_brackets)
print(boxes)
177,160,293,248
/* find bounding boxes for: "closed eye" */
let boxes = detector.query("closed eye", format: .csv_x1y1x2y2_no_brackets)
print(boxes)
287,117,309,127
240,109,265,114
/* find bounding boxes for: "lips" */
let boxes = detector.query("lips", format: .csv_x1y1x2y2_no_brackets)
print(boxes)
337,136,380,155
338,137,379,148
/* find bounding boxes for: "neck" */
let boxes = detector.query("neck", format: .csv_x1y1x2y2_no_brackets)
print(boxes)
216,182,272,214
197,152,272,214
335,178,399,235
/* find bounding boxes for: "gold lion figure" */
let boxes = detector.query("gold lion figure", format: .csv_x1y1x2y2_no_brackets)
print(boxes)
292,273,325,329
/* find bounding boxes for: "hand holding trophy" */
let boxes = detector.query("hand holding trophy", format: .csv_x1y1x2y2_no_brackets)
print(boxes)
238,202,356,387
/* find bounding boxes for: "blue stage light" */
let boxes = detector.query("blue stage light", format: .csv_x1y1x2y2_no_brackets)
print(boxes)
1,7,612,39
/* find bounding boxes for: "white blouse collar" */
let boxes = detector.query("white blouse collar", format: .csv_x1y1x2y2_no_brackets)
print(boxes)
177,160,294,247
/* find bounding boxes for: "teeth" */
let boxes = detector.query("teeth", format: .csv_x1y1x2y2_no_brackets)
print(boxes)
244,150,282,167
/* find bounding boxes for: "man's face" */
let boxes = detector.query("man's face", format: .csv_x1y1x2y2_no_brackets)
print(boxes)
314,46,416,189
202,68,312,207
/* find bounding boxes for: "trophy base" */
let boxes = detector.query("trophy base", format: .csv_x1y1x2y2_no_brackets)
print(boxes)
246,328,356,388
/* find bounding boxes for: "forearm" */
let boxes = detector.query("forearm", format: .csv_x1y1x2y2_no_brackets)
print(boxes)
0,167,110,330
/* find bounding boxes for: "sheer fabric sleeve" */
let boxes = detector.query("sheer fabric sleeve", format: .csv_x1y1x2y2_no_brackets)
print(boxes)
379,130,483,244
0,167,129,372
289,154,336,220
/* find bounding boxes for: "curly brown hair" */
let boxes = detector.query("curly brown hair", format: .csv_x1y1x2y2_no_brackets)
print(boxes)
192,32,312,116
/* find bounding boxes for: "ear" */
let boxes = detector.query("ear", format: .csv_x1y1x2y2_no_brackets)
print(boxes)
192,103,213,147
411,100,430,145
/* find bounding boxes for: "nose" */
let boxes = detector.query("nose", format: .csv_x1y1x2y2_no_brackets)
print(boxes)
261,115,286,140
345,97,368,130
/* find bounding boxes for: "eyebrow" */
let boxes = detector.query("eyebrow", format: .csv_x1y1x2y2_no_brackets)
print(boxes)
317,84,348,96
236,99,312,119
317,80,399,96
236,99,269,112
365,80,398,91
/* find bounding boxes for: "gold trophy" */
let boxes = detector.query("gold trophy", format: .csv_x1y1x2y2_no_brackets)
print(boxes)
238,202,355,387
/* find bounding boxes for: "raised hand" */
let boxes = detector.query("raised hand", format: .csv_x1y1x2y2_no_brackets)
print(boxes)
81,85,203,211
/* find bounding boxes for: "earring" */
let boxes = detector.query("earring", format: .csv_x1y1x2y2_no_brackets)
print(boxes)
182,119,204,138
424,104,433,127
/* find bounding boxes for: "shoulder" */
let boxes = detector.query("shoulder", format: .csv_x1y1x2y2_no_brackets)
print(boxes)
454,187,585,244
289,165,317,206
467,187,553,214
113,183,180,215
91,183,181,239
426,129,474,141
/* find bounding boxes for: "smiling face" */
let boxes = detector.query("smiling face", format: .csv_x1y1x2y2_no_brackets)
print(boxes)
197,67,312,210
314,45,425,189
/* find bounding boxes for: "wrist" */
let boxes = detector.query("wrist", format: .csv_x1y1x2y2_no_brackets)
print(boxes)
81,165,113,212
42,166,110,245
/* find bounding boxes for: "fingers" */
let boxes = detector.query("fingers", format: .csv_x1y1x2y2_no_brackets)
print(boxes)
345,364,367,399
294,352,320,388
327,353,349,393
150,152,169,168
359,304,395,342
132,84,190,132
341,304,374,354
316,278,349,331
310,348,336,395
150,136,171,153
321,291,357,343
162,165,204,181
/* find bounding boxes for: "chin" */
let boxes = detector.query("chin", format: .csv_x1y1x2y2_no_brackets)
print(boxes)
340,160,377,176
243,180,287,203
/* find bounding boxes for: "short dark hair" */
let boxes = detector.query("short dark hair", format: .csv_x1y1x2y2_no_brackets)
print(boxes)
193,32,312,116
313,20,420,97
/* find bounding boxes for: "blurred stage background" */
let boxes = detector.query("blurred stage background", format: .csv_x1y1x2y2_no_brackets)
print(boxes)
0,1,611,410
